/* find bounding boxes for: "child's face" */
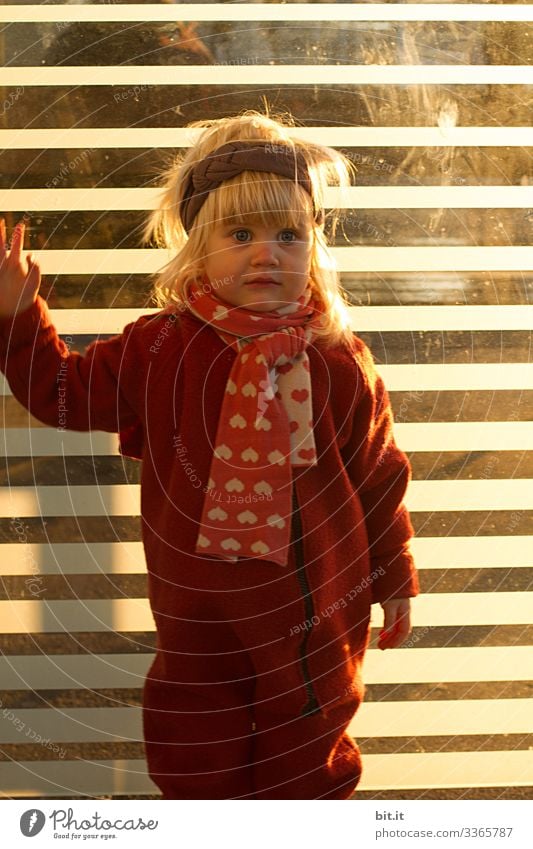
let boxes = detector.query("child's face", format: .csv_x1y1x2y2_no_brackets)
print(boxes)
201,216,314,312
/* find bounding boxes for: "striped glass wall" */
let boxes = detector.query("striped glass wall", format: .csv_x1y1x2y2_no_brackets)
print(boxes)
0,2,532,800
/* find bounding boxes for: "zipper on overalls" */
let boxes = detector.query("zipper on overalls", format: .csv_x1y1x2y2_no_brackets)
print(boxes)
292,485,321,717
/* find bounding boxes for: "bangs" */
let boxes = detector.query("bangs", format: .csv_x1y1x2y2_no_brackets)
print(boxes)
198,171,315,232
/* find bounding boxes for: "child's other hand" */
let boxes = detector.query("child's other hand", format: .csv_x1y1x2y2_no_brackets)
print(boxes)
0,217,41,317
377,597,411,650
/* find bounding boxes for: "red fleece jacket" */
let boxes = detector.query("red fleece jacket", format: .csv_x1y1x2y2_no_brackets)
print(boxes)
0,297,419,718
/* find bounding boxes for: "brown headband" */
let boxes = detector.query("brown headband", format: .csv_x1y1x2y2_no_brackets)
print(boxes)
179,140,323,233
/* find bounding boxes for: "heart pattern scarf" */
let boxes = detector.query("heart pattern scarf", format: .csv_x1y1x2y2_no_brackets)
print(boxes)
184,278,325,566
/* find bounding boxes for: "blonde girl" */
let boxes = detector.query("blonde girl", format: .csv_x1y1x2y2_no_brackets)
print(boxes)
0,109,418,799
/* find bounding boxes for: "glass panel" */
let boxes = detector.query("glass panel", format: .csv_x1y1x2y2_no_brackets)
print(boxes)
0,8,533,797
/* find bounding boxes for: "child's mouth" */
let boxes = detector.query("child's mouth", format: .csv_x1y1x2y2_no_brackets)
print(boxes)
245,277,279,286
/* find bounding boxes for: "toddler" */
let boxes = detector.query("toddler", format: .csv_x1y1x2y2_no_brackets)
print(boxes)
0,111,419,800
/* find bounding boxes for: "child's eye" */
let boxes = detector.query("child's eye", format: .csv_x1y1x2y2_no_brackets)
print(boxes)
279,229,298,243
232,229,251,242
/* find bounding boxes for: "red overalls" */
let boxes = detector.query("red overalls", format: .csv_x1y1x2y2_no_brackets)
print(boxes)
142,483,371,800
0,298,419,799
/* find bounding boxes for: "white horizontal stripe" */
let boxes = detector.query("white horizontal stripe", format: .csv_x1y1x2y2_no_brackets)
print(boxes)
378,363,533,391
349,698,533,738
291,124,533,148
38,304,533,335
4,186,533,212
350,305,533,332
0,418,531,458
411,536,533,570
1,698,531,745
11,418,527,459
0,537,530,577
406,479,533,512
395,422,533,452
1,592,531,634
0,363,533,398
0,478,531,518
5,3,533,23
3,127,533,150
0,598,155,635
0,707,143,745
375,592,533,627
1,421,530,455
50,308,157,334
0,429,118,455
0,758,157,799
0,653,153,691
19,246,533,274
1,752,532,797
0,485,141,517
363,646,533,685
2,66,533,87
352,184,533,209
0,420,533,457
12,249,166,275
360,750,533,791
0,188,160,212
335,246,533,273
0,542,146,576
1,646,530,691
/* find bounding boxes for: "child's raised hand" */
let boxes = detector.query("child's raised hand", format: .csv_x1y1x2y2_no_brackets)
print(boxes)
378,597,412,650
0,217,41,318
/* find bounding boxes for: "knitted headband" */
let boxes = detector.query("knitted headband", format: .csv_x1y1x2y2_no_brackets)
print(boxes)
179,140,324,233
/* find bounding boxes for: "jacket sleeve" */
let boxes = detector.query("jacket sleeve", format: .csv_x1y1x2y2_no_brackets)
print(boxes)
340,337,420,604
0,295,141,433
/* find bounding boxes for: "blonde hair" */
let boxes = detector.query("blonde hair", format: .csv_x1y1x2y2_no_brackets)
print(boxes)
143,109,356,347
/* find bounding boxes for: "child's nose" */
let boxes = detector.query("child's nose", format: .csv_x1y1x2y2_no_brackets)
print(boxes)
251,240,280,265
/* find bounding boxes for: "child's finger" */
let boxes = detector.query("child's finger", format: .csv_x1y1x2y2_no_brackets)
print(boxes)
385,629,409,649
378,622,399,647
8,221,25,264
25,257,41,295
0,218,6,252
378,633,397,650
378,613,412,649
392,619,410,645
381,609,397,634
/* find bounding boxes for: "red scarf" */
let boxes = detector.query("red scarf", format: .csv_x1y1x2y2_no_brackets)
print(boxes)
184,278,325,566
